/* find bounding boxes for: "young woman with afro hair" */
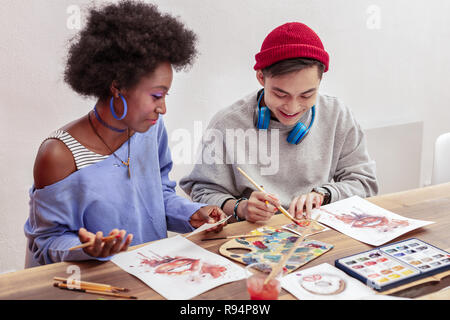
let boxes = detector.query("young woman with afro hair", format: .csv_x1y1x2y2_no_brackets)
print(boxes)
24,0,226,267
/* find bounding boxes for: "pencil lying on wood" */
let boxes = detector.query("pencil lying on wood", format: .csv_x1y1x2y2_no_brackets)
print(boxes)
53,277,129,292
53,282,137,299
68,234,121,251
236,167,302,226
201,234,270,241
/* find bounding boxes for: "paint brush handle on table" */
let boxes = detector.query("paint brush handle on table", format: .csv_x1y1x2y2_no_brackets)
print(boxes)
68,234,121,251
53,277,129,292
236,167,300,225
201,233,272,241
53,282,137,299
263,214,321,285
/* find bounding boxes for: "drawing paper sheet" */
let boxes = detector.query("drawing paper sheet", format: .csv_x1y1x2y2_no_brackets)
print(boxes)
281,263,377,300
311,196,433,246
111,235,246,300
185,215,231,238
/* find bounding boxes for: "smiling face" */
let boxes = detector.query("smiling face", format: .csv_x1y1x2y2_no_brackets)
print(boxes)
256,66,321,126
117,62,173,133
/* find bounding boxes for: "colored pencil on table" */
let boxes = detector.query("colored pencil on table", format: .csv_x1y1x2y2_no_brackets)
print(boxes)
53,282,137,299
68,234,122,251
53,277,129,292
236,167,302,226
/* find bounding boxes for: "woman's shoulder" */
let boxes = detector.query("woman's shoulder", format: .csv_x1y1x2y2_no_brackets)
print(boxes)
33,116,88,189
33,137,77,189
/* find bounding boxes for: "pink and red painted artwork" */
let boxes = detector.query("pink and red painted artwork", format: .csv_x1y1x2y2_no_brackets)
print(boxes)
111,235,246,299
311,196,433,246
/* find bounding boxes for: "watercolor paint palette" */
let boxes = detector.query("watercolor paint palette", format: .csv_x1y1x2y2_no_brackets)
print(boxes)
335,238,450,292
219,226,333,273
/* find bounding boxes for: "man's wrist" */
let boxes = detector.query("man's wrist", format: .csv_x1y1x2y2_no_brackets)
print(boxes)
312,187,331,205
234,198,247,222
236,199,248,220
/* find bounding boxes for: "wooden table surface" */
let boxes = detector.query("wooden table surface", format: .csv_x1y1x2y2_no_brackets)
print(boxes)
1,183,450,300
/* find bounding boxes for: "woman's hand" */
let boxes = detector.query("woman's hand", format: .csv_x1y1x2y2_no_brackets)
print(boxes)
288,192,324,219
239,192,280,223
78,228,133,258
190,206,227,232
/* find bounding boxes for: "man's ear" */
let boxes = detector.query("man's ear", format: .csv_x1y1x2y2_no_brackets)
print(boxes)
256,70,265,87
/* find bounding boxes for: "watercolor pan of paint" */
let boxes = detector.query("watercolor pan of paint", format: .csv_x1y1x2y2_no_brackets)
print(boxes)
335,238,450,292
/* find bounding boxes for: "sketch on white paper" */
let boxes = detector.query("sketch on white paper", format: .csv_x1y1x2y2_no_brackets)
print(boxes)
281,263,376,300
111,235,245,300
311,196,433,246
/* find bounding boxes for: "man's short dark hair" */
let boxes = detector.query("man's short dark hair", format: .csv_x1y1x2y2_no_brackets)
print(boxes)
261,58,325,79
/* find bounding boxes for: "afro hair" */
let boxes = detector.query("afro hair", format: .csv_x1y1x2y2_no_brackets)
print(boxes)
64,0,198,99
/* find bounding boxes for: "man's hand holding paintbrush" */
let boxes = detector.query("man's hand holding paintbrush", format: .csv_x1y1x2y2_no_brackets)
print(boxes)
232,191,281,223
235,167,323,223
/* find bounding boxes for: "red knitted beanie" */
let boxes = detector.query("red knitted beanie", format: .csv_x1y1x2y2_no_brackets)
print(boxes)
254,22,329,72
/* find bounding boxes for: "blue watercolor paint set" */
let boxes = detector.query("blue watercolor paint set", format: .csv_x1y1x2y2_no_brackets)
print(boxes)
335,238,450,292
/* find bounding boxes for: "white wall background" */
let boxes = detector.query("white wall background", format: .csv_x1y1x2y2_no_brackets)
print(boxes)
1,0,449,273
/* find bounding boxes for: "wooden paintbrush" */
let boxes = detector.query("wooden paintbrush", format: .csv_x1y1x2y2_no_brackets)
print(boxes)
53,282,137,299
201,233,274,241
69,234,122,251
53,277,129,292
263,214,320,285
236,167,302,226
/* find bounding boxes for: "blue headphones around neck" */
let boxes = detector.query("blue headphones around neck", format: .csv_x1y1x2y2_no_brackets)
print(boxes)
255,89,316,145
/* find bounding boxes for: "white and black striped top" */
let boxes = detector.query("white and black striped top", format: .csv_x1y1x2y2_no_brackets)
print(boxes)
46,130,109,170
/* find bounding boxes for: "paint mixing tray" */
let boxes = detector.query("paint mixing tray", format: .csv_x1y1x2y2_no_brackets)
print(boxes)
219,226,333,273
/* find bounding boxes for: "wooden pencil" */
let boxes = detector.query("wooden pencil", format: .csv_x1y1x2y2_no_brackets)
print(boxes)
53,282,137,299
68,234,121,251
263,214,320,285
236,167,301,225
53,277,129,292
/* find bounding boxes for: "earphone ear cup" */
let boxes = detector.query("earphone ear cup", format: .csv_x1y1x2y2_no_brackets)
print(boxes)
287,122,307,144
257,106,271,129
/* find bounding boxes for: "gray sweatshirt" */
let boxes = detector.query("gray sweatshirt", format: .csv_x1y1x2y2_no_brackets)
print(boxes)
180,90,378,209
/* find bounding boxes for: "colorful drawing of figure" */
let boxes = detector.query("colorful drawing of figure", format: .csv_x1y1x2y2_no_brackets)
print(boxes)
319,207,409,232
136,252,227,279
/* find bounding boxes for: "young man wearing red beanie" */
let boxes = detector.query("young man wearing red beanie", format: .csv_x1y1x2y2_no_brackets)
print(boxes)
180,22,378,223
